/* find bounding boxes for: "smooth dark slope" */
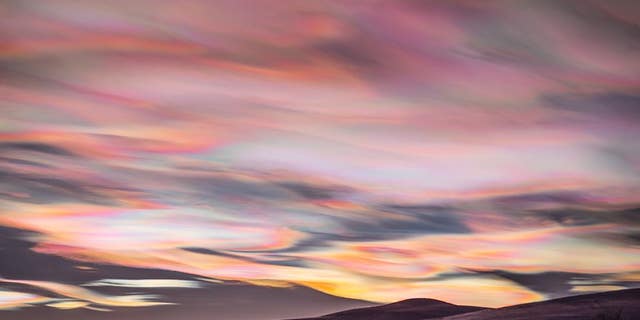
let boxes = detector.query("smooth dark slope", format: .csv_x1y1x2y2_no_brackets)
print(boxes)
288,298,487,320
442,288,640,320
290,288,640,320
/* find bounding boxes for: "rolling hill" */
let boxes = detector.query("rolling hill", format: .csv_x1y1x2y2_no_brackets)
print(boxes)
289,288,640,320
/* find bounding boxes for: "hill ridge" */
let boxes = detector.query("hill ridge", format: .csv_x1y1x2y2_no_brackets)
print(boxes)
289,288,640,320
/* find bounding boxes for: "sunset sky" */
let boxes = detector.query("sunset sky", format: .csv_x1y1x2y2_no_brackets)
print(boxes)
1,0,639,319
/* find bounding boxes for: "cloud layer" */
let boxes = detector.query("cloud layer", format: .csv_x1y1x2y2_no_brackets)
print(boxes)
1,0,639,311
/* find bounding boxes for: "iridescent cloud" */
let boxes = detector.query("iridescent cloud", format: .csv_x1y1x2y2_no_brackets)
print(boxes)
83,279,202,288
0,290,52,310
0,278,171,308
1,0,639,312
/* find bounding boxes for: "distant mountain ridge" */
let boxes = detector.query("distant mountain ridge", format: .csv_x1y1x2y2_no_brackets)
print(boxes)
289,288,640,320
288,297,487,320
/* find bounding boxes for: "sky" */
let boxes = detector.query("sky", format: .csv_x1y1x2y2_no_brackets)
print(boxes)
1,0,639,318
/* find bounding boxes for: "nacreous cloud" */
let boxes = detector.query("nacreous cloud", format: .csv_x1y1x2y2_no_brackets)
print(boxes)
1,0,639,309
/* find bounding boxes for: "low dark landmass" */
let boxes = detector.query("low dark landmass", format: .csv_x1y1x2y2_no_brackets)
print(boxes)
291,288,640,320
443,288,640,320
288,298,486,320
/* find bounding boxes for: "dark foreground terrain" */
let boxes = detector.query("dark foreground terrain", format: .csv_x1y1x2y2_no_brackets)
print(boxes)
290,288,640,320
290,298,485,320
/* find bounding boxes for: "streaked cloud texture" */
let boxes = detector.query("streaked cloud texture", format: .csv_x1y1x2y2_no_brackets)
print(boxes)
1,0,639,314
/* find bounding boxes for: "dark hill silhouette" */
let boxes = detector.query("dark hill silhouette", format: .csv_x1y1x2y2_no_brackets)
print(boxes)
291,288,640,320
442,288,640,320
288,297,486,320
